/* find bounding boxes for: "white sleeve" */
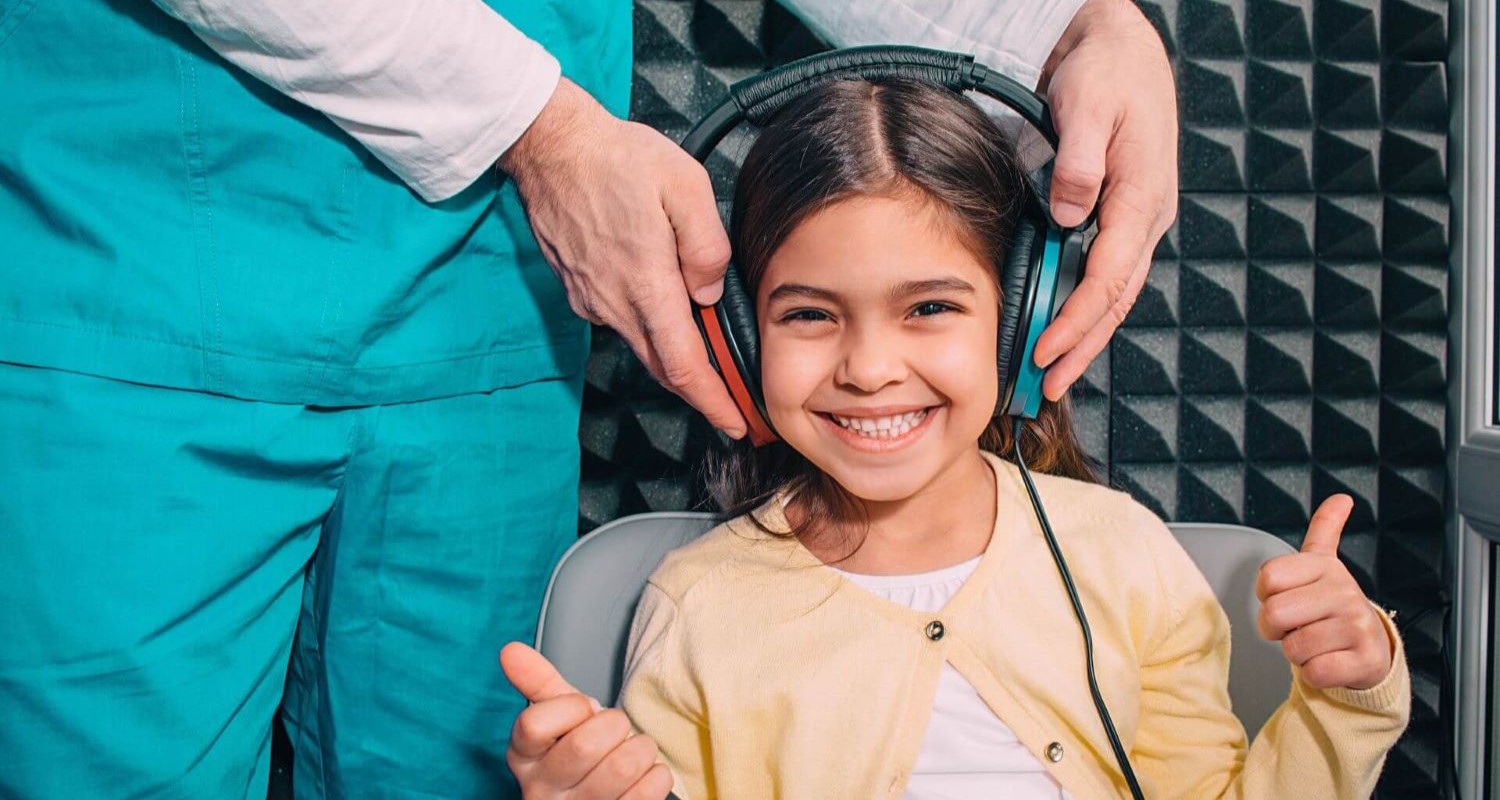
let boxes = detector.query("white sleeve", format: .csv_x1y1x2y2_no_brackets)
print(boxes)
773,0,1085,89
774,0,1086,153
152,0,562,202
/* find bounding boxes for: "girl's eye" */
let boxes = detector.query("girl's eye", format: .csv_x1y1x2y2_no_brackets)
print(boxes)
911,301,958,318
781,308,832,324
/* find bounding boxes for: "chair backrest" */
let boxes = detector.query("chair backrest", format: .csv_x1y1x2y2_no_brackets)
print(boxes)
536,512,1296,738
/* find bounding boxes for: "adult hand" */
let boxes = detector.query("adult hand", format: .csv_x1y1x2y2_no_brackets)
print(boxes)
499,78,748,439
501,642,674,799
1254,496,1396,691
1032,0,1179,401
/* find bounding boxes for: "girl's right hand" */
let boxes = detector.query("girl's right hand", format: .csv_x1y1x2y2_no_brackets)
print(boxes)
500,642,675,800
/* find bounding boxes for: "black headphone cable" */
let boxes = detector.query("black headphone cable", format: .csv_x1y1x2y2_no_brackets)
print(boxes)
1012,418,1147,800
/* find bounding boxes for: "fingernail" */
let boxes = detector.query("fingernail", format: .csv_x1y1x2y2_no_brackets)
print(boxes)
1054,201,1086,226
587,696,602,713
692,284,724,306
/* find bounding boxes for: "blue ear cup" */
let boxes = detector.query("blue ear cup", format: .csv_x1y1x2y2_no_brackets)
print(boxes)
995,215,1037,417
997,202,1085,420
1008,223,1084,419
1011,225,1063,418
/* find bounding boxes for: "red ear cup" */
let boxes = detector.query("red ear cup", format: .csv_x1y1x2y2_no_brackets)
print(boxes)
697,304,778,446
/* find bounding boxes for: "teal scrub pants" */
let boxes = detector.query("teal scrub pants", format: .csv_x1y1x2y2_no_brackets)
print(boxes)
0,362,583,799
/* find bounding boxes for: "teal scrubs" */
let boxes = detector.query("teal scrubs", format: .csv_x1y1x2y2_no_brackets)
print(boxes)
0,0,630,797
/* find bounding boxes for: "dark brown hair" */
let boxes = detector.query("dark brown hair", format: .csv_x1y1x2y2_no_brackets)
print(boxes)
705,78,1102,541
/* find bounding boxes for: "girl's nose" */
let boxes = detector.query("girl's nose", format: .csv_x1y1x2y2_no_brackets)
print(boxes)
834,328,910,393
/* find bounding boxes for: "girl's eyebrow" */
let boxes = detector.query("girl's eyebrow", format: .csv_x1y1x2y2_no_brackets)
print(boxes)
765,277,976,305
766,283,841,304
887,277,976,300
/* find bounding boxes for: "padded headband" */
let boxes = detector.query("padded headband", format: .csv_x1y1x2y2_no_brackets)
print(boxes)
685,45,1053,141
680,46,1094,231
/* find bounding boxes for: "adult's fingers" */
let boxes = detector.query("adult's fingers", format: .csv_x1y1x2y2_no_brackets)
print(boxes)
501,642,581,704
1047,97,1111,228
1033,174,1161,375
661,158,731,307
631,283,747,438
1301,494,1354,556
1038,249,1150,401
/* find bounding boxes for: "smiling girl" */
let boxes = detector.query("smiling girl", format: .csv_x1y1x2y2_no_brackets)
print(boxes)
502,78,1410,800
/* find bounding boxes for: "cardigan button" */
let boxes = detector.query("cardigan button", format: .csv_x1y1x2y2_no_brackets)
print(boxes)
1046,741,1065,762
924,620,945,641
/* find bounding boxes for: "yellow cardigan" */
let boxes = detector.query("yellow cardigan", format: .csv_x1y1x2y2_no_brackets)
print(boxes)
619,451,1410,800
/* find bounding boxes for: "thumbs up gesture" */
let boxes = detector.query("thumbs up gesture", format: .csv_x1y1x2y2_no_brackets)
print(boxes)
1254,495,1395,690
500,642,674,800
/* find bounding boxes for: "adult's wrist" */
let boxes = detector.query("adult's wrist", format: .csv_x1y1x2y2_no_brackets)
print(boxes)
1038,0,1153,93
497,77,598,185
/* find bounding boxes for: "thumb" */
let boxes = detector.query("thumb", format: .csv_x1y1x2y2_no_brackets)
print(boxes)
663,161,731,306
500,641,579,703
1301,494,1354,556
1047,95,1112,229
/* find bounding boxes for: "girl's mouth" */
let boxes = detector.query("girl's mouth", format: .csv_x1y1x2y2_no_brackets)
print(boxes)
817,406,938,452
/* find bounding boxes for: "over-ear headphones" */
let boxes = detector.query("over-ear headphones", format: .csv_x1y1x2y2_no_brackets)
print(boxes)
683,45,1096,448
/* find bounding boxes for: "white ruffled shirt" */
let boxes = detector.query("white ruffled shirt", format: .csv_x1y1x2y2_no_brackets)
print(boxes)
837,557,1078,800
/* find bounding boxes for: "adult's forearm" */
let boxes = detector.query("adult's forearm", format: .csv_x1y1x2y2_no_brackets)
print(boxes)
150,0,560,201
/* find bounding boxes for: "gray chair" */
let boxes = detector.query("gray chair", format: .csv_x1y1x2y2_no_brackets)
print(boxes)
536,512,1296,738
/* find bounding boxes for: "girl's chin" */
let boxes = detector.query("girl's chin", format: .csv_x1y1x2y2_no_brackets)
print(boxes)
819,463,936,505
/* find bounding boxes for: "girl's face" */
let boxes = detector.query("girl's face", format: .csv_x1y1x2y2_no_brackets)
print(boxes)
757,194,1001,503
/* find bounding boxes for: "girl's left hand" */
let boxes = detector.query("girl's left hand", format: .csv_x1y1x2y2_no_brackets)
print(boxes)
1254,495,1395,690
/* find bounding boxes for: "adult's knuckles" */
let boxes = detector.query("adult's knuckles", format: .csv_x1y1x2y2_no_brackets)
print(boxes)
1084,274,1132,307
677,236,732,274
1081,274,1137,326
658,356,704,392
1053,162,1107,195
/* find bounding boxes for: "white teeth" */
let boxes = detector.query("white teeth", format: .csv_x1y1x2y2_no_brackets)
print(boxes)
829,408,929,438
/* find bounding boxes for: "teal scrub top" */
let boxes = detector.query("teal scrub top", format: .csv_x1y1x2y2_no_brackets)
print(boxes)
0,0,632,406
